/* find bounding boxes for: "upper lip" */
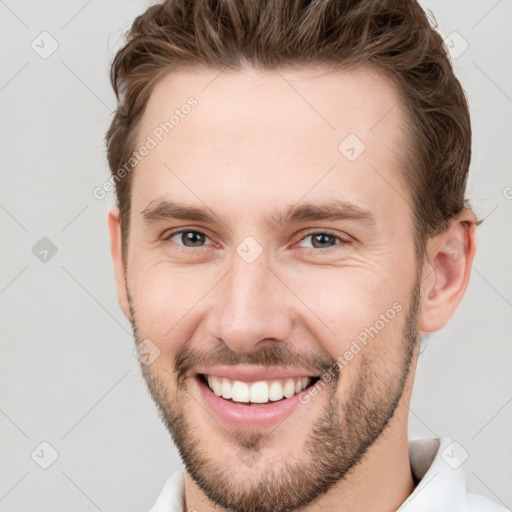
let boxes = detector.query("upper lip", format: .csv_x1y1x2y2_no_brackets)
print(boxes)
193,365,319,383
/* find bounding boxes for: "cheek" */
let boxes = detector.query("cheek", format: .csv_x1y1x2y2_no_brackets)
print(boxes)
280,264,411,361
127,260,221,346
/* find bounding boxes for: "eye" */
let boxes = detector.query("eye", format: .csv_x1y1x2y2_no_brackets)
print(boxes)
161,229,349,252
297,231,350,250
163,229,212,248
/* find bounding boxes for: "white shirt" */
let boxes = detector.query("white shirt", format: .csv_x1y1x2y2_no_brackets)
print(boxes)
148,437,509,512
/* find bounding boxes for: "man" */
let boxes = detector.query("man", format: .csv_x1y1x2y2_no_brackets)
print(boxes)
105,1,508,511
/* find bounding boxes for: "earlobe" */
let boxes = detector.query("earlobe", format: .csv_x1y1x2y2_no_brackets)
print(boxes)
107,206,131,320
418,210,477,333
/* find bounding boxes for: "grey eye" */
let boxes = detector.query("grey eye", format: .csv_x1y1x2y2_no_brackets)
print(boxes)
170,230,208,247
299,233,340,249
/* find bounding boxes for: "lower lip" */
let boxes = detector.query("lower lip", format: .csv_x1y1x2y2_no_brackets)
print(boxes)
195,376,307,429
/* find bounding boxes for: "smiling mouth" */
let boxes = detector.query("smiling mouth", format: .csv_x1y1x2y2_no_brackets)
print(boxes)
198,373,320,406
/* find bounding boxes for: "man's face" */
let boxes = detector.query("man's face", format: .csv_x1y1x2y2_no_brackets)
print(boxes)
122,66,422,511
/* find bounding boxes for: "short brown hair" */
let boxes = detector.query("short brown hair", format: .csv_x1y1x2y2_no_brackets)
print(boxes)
106,0,472,261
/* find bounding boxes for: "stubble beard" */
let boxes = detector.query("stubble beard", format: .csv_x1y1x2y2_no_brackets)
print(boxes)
130,281,421,512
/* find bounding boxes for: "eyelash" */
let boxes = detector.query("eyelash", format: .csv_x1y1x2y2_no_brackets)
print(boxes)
161,228,350,253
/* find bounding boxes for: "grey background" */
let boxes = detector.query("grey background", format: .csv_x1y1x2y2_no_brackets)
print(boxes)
0,1,511,510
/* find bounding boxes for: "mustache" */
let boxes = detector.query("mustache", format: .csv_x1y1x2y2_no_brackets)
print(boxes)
174,343,338,386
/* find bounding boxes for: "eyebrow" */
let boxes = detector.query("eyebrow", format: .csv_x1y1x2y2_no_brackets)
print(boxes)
141,198,376,228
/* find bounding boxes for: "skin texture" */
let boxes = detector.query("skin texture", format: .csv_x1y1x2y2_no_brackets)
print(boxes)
108,65,477,512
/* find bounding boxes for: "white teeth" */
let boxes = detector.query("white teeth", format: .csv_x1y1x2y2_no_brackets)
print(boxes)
204,375,312,404
283,379,296,399
208,375,222,396
221,378,232,399
231,380,250,402
249,381,269,403
268,381,284,401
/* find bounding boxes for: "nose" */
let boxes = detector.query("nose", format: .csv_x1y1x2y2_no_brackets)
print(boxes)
205,251,294,353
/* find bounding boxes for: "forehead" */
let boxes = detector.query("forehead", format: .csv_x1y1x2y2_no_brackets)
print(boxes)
132,65,411,227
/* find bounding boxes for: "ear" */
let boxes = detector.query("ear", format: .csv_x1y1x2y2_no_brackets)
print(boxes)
418,209,477,333
107,206,131,320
